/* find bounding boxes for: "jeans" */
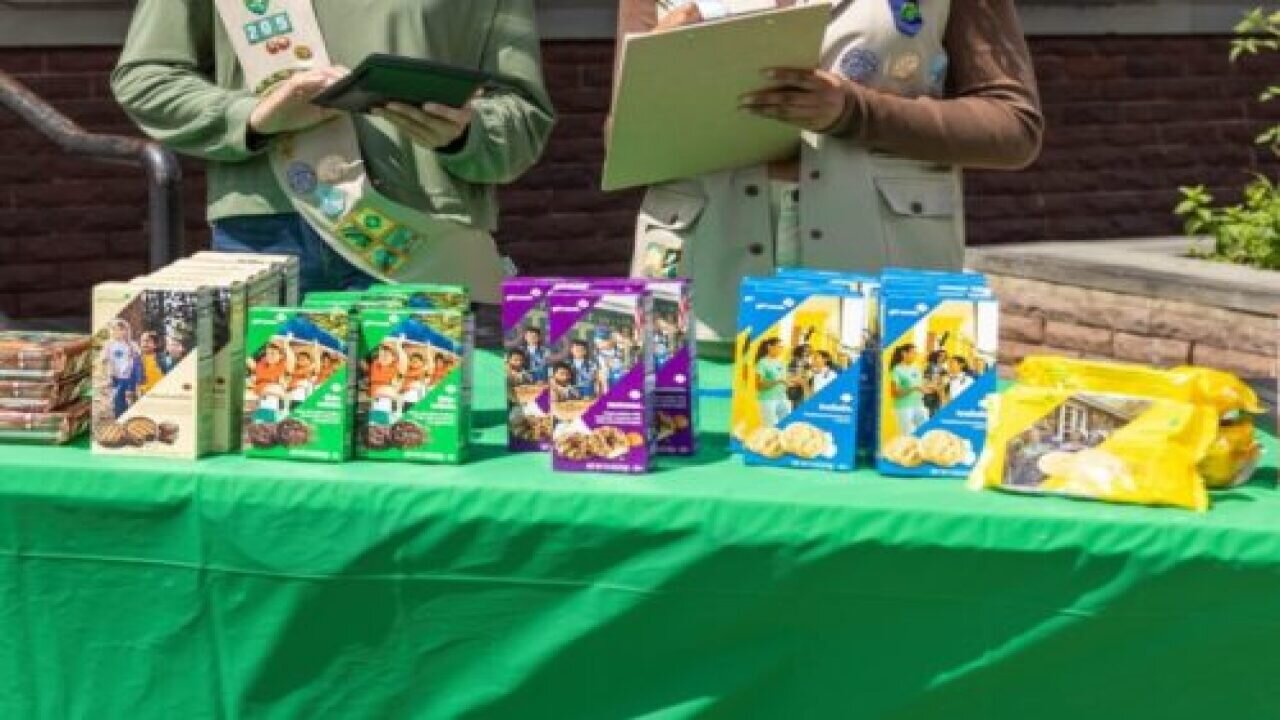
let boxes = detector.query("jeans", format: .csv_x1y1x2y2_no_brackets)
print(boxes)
211,213,375,296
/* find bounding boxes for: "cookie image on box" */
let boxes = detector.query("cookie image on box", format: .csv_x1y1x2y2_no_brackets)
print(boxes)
243,308,355,463
357,308,471,464
548,286,654,474
878,271,998,477
91,283,212,460
731,280,866,472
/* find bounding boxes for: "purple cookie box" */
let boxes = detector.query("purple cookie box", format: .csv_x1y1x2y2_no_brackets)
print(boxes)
549,287,654,474
502,278,560,452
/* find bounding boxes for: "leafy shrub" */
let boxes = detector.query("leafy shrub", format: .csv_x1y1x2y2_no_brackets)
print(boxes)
1175,8,1280,270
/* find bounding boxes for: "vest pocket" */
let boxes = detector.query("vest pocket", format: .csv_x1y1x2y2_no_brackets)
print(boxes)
872,176,964,268
631,185,707,279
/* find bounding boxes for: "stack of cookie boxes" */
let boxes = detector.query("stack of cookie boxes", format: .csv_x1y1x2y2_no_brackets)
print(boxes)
731,268,998,477
243,283,473,464
90,252,297,459
0,332,95,445
501,278,696,474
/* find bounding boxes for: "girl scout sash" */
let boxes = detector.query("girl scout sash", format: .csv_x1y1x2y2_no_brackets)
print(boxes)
214,0,506,302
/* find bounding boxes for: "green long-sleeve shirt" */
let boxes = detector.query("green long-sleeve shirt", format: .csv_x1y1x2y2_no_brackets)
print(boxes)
112,0,555,229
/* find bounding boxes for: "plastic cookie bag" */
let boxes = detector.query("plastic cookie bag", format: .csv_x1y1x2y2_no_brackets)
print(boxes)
1015,356,1264,489
970,384,1218,511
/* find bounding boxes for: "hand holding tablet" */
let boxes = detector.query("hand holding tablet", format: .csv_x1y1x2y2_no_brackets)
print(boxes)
311,53,496,114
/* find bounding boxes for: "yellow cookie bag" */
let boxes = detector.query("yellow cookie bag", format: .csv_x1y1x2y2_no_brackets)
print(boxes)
970,385,1218,511
1015,356,1264,489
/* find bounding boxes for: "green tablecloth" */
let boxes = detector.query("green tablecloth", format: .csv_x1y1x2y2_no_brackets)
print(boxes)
0,354,1277,719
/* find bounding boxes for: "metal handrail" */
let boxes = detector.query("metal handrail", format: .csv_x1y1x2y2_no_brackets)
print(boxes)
0,69,182,270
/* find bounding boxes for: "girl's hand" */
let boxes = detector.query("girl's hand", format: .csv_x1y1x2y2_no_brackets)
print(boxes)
740,67,849,133
374,100,475,149
249,67,347,135
654,3,704,31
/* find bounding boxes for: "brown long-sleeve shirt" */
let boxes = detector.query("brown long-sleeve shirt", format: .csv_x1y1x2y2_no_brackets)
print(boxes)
615,0,1044,171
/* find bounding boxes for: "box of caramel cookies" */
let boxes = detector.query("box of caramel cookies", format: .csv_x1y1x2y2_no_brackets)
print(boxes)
243,306,356,462
356,308,472,464
548,286,654,474
91,282,213,459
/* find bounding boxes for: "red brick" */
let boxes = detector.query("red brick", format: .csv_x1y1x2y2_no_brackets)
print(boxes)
23,234,108,262
1191,345,1278,379
19,289,85,318
45,49,121,74
59,259,146,287
9,75,95,102
0,51,44,74
1113,332,1191,367
0,262,59,291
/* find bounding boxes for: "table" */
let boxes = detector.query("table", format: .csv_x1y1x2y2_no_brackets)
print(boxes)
0,355,1276,719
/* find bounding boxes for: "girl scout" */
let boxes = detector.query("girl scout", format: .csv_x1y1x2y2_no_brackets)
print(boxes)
114,0,554,302
619,0,1043,343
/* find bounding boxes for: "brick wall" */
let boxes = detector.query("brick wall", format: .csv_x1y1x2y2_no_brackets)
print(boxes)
3,36,1280,321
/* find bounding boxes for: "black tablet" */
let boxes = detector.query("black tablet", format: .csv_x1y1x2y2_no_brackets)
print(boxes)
313,53,494,113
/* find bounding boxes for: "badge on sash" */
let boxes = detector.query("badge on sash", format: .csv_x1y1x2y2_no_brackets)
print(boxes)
244,0,269,15
889,0,923,37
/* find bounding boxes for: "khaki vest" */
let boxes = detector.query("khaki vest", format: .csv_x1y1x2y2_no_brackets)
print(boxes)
632,0,962,342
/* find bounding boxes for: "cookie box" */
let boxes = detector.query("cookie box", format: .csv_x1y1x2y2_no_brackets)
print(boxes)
190,251,300,305
243,306,357,462
364,283,471,312
501,277,570,452
0,331,93,382
634,279,697,456
357,308,473,463
0,399,91,444
0,373,89,412
91,282,214,459
548,285,654,474
776,268,882,461
878,269,999,477
133,275,246,454
732,278,866,472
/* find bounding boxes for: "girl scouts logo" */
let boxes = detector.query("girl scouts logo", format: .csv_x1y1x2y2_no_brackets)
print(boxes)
245,0,269,15
889,0,923,37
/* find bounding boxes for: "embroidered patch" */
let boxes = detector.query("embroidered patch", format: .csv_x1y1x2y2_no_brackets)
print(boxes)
316,155,352,184
286,162,317,195
353,207,393,241
333,204,415,274
319,185,347,219
244,0,269,15
889,51,922,81
928,53,949,93
889,0,923,37
243,13,292,46
837,47,881,83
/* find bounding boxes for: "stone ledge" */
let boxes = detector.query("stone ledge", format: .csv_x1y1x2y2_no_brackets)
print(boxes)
968,238,1280,318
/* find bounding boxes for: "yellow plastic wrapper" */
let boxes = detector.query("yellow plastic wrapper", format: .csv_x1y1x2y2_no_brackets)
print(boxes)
970,384,1218,511
1014,356,1264,489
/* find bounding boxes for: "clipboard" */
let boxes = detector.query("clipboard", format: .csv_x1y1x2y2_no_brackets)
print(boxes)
602,3,830,192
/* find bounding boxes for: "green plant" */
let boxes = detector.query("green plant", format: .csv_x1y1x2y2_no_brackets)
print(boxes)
1174,8,1280,270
